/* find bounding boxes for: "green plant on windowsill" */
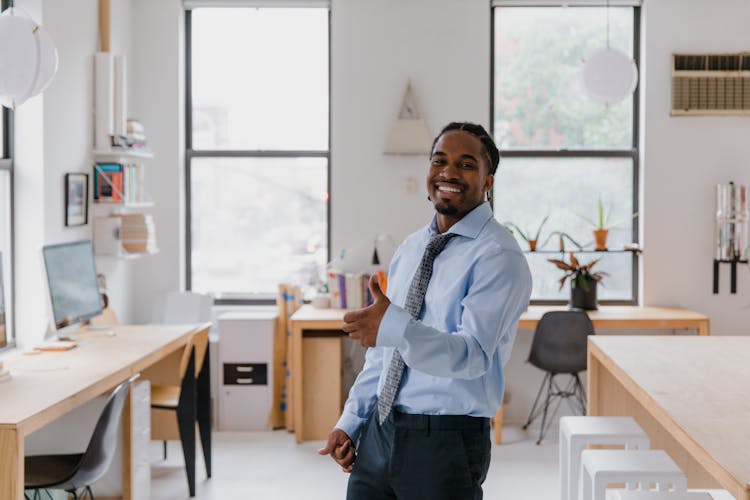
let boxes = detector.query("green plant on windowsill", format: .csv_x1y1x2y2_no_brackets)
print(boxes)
548,252,609,310
504,215,549,251
576,197,639,251
540,230,585,252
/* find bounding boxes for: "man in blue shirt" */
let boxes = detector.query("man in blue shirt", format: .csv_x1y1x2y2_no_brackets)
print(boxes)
318,122,532,499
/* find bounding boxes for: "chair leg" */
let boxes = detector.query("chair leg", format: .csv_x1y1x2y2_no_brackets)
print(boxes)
523,372,550,430
536,373,556,444
177,352,197,497
163,440,168,460
197,344,212,478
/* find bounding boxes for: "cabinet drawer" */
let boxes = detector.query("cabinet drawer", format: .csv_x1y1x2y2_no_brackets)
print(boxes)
223,363,267,385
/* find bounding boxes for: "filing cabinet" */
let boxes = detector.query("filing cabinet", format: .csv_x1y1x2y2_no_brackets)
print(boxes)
217,310,277,430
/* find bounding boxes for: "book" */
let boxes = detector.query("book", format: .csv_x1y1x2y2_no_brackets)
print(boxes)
327,270,341,308
93,163,124,202
35,340,78,351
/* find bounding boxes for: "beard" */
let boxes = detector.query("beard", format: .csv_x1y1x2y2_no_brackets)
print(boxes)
433,199,459,215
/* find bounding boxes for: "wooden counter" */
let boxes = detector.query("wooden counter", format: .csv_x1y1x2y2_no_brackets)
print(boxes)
588,336,750,500
0,324,203,500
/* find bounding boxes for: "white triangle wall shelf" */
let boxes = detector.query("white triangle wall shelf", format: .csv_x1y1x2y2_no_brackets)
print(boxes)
384,82,432,155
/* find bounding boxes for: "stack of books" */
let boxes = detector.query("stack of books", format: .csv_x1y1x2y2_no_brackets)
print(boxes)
0,361,11,382
120,214,158,254
94,163,147,204
326,270,387,309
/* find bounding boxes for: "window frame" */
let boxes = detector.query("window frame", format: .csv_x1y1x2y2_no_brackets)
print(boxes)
184,7,332,305
490,4,641,306
0,0,15,349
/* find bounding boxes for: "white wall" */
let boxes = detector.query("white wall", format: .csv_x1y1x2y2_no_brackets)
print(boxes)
128,0,185,323
641,0,750,335
12,0,137,348
331,0,491,255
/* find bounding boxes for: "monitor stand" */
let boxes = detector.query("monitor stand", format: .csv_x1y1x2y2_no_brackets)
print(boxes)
48,322,84,341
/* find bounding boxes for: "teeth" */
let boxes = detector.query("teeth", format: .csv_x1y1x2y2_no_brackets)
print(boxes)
438,186,461,193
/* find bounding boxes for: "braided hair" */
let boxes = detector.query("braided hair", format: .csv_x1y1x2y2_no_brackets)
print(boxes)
430,122,500,175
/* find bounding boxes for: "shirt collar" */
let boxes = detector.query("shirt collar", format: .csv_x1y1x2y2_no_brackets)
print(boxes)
428,201,493,239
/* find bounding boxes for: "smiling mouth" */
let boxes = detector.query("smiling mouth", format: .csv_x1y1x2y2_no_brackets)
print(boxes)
436,183,464,194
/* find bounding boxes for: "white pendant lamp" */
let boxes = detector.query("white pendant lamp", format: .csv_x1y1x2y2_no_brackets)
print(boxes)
581,1,638,106
0,6,59,110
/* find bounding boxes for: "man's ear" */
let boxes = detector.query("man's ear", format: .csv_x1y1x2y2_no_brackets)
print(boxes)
484,174,495,195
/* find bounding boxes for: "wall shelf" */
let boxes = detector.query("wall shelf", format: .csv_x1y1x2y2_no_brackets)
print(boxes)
92,201,155,214
93,148,154,161
523,249,640,254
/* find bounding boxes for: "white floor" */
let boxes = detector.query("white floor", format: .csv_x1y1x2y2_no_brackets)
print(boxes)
150,425,559,499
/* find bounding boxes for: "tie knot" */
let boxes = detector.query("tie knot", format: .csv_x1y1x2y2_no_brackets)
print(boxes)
427,232,456,254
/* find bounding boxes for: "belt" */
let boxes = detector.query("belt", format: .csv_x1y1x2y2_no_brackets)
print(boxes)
392,410,490,430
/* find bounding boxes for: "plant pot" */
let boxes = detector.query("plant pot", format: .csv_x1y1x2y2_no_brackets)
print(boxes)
593,229,609,251
528,239,537,251
570,278,598,310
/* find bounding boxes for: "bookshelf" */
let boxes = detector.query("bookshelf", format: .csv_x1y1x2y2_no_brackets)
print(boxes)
92,149,158,259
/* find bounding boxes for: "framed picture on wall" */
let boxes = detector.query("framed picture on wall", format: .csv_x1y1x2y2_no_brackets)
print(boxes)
65,173,89,226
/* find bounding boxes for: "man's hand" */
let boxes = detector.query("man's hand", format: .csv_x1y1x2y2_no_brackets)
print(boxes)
342,274,390,347
318,428,356,472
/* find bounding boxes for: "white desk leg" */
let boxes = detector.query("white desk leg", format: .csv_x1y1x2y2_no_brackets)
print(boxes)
0,427,24,500
122,387,135,500
560,427,569,500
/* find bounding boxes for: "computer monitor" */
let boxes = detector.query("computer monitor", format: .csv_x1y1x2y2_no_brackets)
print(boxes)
42,240,103,331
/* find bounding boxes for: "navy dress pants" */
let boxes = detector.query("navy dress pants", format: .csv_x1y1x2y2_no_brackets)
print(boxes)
346,409,491,500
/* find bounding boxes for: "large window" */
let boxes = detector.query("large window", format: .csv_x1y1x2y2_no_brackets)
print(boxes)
186,6,329,302
0,90,14,348
492,3,640,303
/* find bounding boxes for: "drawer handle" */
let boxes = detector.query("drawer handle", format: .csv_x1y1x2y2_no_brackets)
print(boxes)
236,366,254,373
236,378,254,384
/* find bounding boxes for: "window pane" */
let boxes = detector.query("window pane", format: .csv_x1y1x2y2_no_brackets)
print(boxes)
190,157,328,296
191,8,329,151
523,251,633,301
493,157,635,301
0,170,12,344
494,7,634,150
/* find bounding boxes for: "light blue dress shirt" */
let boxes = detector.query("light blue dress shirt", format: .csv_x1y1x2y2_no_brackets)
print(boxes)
335,202,532,443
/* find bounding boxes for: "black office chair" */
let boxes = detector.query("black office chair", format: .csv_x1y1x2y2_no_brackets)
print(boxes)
150,324,212,498
24,375,138,500
522,310,594,445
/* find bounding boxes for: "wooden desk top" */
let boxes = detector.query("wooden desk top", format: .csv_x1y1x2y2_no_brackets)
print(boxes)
589,336,750,496
0,324,198,434
291,305,709,331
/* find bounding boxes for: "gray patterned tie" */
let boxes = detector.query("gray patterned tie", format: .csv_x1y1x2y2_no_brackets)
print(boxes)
377,232,456,424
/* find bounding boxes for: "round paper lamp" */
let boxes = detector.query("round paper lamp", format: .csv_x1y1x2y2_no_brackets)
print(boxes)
0,7,58,109
582,48,638,106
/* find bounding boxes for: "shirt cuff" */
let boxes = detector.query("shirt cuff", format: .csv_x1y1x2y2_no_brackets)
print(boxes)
335,412,366,444
376,303,411,348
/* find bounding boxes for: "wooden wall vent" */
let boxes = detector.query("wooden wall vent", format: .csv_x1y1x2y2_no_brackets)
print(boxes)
672,53,750,115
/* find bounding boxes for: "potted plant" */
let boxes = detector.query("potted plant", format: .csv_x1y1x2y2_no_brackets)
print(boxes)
548,252,608,310
577,197,612,251
577,197,639,251
505,215,549,251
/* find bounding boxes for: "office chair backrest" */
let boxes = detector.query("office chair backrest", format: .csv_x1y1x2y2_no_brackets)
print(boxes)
68,375,138,490
178,323,211,380
528,310,595,374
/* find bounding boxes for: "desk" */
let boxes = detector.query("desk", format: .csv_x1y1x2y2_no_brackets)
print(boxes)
290,305,710,444
588,336,750,500
0,324,203,500
519,305,710,336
